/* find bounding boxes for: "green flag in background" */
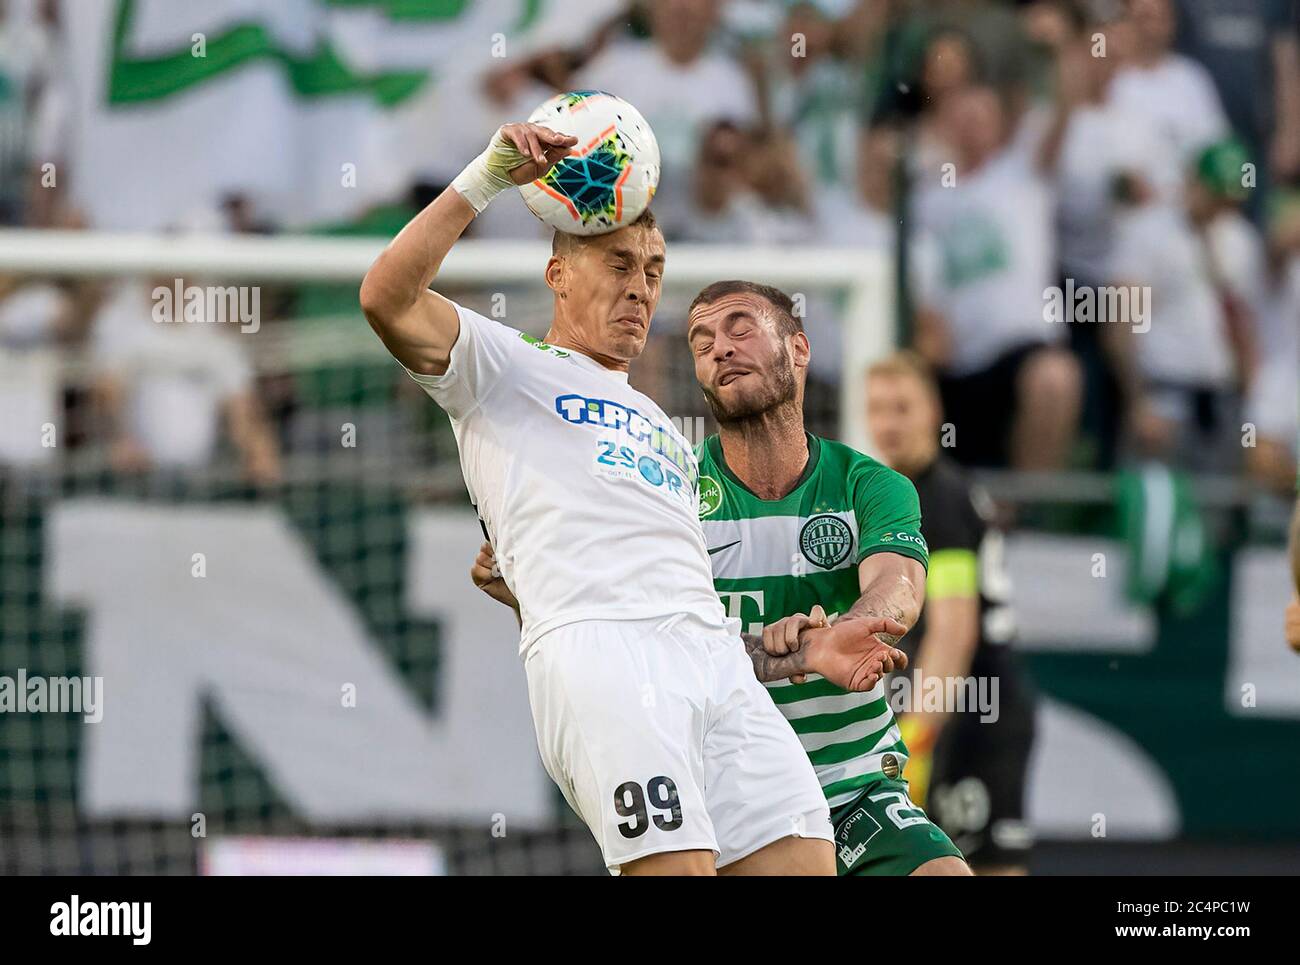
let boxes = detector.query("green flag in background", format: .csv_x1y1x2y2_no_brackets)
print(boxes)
1116,463,1219,616
65,0,550,229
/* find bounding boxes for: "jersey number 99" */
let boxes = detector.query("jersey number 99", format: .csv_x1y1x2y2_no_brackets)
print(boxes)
614,776,683,838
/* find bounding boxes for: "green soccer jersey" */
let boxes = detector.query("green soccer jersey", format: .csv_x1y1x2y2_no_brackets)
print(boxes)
696,432,930,809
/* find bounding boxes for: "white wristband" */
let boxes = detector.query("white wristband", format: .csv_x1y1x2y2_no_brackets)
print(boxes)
450,128,530,215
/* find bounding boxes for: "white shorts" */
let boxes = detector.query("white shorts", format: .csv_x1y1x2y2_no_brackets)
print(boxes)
524,613,833,873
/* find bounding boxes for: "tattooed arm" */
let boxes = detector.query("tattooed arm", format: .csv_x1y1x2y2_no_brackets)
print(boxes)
842,552,927,644
744,632,805,683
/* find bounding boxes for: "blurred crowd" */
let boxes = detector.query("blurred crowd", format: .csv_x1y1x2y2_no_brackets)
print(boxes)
0,0,1297,498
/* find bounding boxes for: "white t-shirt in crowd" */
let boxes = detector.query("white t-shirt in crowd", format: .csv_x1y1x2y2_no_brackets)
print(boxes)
94,283,253,467
0,283,68,467
1108,54,1228,173
1108,203,1234,389
577,40,758,233
1054,100,1177,283
914,148,1060,376
407,303,728,656
578,41,758,173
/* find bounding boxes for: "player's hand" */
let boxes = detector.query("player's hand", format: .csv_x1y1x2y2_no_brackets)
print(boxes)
470,541,520,612
762,605,828,657
798,616,909,693
1286,597,1300,653
763,605,829,685
497,122,578,185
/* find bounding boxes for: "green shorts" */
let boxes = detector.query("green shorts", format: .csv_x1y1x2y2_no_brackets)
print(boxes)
831,778,965,876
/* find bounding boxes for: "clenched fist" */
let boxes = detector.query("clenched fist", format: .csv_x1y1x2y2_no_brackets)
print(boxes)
470,541,520,613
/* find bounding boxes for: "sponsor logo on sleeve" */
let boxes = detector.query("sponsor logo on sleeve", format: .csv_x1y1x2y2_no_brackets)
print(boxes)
882,531,928,552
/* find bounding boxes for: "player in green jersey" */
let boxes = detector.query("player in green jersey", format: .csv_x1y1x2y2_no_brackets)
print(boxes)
473,279,967,875
684,280,966,876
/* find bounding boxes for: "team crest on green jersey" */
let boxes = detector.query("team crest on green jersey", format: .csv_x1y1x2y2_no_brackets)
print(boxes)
698,476,723,518
799,514,853,570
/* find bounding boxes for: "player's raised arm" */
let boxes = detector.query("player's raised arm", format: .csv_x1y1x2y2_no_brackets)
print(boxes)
359,123,576,375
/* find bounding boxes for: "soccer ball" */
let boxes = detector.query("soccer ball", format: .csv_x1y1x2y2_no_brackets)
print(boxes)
519,91,660,236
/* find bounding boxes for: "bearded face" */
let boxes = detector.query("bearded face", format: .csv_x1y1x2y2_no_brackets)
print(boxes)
702,340,799,425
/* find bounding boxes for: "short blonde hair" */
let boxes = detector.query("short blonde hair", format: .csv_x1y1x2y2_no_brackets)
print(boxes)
865,350,939,397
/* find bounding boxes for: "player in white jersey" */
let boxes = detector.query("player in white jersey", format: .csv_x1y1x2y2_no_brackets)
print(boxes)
360,121,910,875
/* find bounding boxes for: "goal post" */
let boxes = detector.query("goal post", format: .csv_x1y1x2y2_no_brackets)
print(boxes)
0,229,894,450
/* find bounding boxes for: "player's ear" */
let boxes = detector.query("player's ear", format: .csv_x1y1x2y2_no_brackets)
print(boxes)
544,255,567,299
790,330,811,370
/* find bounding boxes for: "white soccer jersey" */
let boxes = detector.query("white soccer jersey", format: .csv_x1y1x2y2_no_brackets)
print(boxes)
408,302,728,656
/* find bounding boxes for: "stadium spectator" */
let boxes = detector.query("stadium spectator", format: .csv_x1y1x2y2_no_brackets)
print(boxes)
0,0,70,226
1035,12,1174,466
1105,156,1248,470
1108,0,1231,194
1188,139,1267,382
1245,205,1300,494
913,0,1033,95
907,26,983,183
765,1,882,191
817,122,948,369
91,278,281,485
1038,14,1171,293
913,84,1081,471
680,120,766,244
1174,0,1300,216
0,273,96,469
744,126,816,245
576,0,760,238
